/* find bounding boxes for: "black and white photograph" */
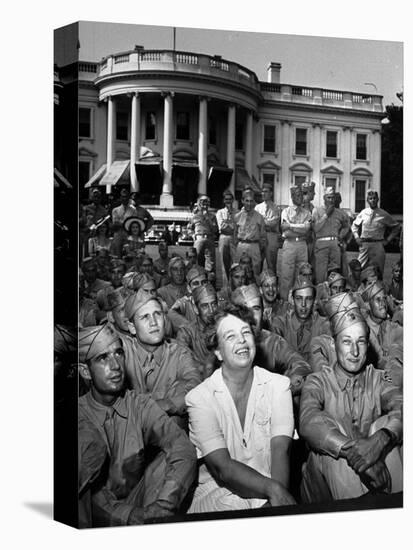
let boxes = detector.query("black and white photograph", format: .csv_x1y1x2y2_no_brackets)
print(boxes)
53,17,404,529
3,1,409,548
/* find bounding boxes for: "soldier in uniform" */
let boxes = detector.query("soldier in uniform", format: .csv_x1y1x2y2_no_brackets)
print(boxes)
234,189,266,279
279,186,313,300
351,189,400,277
189,195,218,273
255,183,282,275
258,269,287,329
157,256,187,308
311,186,350,284
216,190,237,286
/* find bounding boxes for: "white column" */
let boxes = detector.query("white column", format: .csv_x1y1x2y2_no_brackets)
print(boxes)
281,120,291,205
372,130,381,194
198,96,208,196
245,110,253,176
342,127,352,209
105,95,115,194
226,104,236,194
311,123,322,206
130,92,141,192
161,92,174,207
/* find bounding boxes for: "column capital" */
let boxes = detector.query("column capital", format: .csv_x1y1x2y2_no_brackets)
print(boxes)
161,91,175,99
127,91,140,98
198,95,210,103
312,122,322,129
281,119,291,126
343,126,353,132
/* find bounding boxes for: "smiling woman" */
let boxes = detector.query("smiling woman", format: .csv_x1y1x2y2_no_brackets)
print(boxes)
185,304,296,514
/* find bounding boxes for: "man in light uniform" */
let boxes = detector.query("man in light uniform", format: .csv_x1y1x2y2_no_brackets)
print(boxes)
216,190,237,286
351,189,400,277
189,195,218,273
279,186,312,300
255,183,282,275
234,189,266,279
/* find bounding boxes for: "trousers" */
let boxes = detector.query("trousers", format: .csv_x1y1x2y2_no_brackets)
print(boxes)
264,232,281,275
358,242,386,278
314,240,341,284
279,240,308,300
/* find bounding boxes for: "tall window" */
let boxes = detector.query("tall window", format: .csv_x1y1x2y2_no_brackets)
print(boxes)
145,112,157,140
79,107,92,138
79,161,91,185
263,125,276,153
262,172,275,187
235,122,244,150
326,131,338,158
294,175,307,186
176,112,190,140
356,133,367,160
116,111,129,141
295,128,307,155
355,179,366,212
325,176,337,189
209,117,217,145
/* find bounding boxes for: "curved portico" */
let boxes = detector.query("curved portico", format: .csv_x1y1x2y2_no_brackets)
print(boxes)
94,49,262,206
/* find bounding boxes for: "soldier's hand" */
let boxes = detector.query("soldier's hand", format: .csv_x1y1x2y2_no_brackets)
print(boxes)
345,432,388,473
360,461,391,493
355,237,362,247
127,506,145,525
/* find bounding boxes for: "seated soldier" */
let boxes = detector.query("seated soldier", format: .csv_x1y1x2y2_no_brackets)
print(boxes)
231,284,312,397
123,291,201,428
287,261,314,309
259,270,288,330
347,258,362,291
153,240,171,285
78,324,197,527
185,247,199,271
81,257,111,296
169,265,208,329
239,252,256,285
271,277,330,362
360,280,403,369
95,259,127,321
385,260,403,317
185,304,296,513
316,271,347,316
139,254,162,289
176,283,218,380
157,256,187,308
217,262,246,306
299,296,403,502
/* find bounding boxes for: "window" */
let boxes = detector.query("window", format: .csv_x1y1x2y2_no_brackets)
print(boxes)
295,128,307,155
355,179,366,212
326,131,338,158
79,161,91,185
262,172,275,187
145,112,157,140
209,117,217,145
294,175,307,186
263,125,276,153
325,176,337,189
235,122,244,150
116,111,129,141
356,133,367,160
176,112,190,140
79,107,92,138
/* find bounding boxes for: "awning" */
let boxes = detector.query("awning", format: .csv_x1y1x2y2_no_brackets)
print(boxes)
54,167,72,189
148,209,193,223
84,164,107,188
207,166,233,187
235,167,262,194
99,160,130,188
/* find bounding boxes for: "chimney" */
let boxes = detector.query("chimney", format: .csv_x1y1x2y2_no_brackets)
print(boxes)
267,62,281,84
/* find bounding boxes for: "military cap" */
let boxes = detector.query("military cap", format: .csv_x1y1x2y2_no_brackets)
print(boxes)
229,263,245,275
186,265,207,284
79,324,120,363
366,188,379,198
168,256,185,273
291,276,316,295
106,289,125,311
302,180,315,190
323,185,336,196
360,265,379,283
81,256,96,270
360,280,386,303
324,292,366,336
327,271,346,287
231,284,261,306
124,289,161,320
259,269,277,286
192,282,217,306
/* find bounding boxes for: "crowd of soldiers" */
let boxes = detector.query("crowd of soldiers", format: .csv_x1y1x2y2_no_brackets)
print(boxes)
55,182,403,527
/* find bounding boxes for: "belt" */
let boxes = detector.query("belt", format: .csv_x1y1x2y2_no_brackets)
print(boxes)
316,236,338,241
285,237,306,242
360,238,383,243
239,239,259,244
195,233,210,239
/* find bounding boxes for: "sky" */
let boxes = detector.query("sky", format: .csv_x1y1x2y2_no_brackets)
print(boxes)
59,21,402,108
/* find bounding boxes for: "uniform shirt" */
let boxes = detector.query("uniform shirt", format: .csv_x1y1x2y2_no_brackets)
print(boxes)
111,204,138,226
216,206,237,237
255,328,313,381
271,310,331,362
185,366,294,512
365,314,403,369
157,283,187,308
351,207,399,241
235,208,266,246
299,363,403,459
190,210,218,238
312,207,350,239
124,338,201,418
176,318,216,380
79,391,196,526
281,205,312,238
255,200,281,234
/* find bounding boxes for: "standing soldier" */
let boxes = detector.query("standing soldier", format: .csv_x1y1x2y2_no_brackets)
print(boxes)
302,180,316,264
255,183,282,275
234,188,266,279
351,189,400,278
216,190,237,287
334,191,354,278
279,186,312,300
312,186,350,284
189,195,218,273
